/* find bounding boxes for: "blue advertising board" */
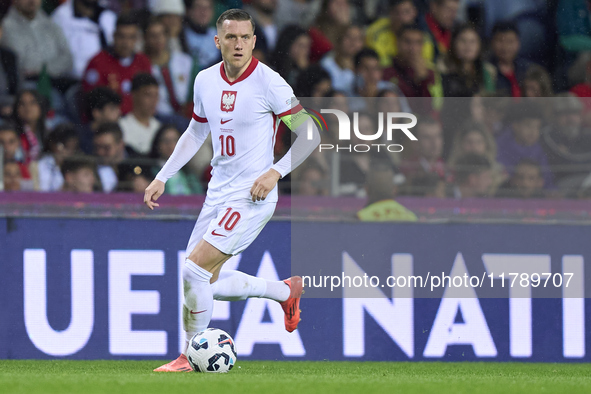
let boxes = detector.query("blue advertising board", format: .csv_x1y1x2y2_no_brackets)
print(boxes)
0,218,588,362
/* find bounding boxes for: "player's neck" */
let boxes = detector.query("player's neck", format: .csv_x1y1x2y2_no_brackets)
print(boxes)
223,57,253,82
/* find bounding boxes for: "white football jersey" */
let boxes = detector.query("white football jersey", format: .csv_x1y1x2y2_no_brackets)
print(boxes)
192,58,297,204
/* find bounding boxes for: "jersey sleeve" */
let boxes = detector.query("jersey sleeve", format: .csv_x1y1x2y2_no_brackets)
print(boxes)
191,72,208,123
265,74,300,117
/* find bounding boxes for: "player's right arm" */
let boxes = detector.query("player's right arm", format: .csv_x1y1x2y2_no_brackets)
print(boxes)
145,78,210,210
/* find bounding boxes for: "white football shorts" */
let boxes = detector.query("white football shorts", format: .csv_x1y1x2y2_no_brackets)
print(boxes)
186,200,277,256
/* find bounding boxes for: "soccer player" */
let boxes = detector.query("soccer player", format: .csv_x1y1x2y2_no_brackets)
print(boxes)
145,9,320,372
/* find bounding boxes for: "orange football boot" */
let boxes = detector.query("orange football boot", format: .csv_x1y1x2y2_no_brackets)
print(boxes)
280,276,303,332
153,354,192,372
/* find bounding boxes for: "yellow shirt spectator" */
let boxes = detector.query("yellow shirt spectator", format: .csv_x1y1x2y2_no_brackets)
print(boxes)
366,17,434,67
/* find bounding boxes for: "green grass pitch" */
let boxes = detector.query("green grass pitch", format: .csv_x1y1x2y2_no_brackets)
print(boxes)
1,360,590,394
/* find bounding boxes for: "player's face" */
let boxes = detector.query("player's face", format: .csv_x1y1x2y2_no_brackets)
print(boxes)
215,20,256,71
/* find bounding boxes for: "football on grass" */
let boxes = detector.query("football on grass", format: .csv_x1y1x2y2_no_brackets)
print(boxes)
186,328,237,373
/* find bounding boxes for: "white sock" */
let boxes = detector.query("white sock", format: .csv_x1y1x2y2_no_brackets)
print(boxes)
212,270,290,302
182,259,213,354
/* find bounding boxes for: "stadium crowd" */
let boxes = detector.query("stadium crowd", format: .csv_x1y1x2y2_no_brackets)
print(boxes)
1,0,591,201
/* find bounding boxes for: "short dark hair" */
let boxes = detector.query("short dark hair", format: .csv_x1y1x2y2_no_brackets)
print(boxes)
0,122,18,136
388,0,414,10
454,153,491,184
116,13,139,30
131,73,158,92
61,155,96,177
430,0,459,5
216,9,255,32
354,48,380,69
87,87,122,119
44,123,78,152
398,23,425,38
491,21,520,38
95,122,123,142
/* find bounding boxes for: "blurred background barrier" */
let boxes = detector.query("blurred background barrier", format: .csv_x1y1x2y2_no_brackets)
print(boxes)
0,195,588,362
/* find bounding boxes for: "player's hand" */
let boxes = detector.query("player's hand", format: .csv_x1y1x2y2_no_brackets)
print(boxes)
144,179,165,210
250,169,281,202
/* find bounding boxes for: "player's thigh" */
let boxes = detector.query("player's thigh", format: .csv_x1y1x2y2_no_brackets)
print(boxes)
187,238,231,274
186,203,217,257
202,200,276,256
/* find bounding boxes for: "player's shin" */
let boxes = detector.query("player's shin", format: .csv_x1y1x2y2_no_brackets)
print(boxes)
182,259,214,354
212,270,290,302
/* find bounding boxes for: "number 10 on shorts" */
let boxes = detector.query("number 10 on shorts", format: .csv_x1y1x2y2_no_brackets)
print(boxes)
219,207,241,231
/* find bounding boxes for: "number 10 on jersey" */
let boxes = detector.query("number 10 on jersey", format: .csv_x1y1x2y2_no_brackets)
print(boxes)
219,135,236,157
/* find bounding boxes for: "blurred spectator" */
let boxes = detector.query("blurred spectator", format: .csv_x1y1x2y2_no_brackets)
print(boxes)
12,90,47,163
383,24,443,101
51,0,117,80
405,172,446,197
0,0,73,81
450,153,493,198
0,24,20,119
150,0,186,54
569,58,591,126
542,93,591,183
479,94,510,137
556,0,591,80
447,120,507,190
115,161,152,193
184,0,221,69
295,162,329,196
93,122,138,192
521,64,553,97
82,14,152,115
271,26,311,88
437,23,496,97
295,65,332,97
79,87,122,154
496,101,553,188
148,124,202,195
102,0,148,14
144,18,196,118
320,24,364,96
3,160,23,191
497,158,545,198
366,0,434,67
37,123,79,192
422,0,459,59
61,155,97,193
0,123,32,181
308,0,352,63
275,0,321,32
353,49,394,99
119,73,161,154
357,164,417,221
244,0,280,56
338,112,381,197
400,115,448,182
489,21,533,97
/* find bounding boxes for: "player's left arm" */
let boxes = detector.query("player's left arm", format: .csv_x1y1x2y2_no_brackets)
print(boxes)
250,76,321,201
